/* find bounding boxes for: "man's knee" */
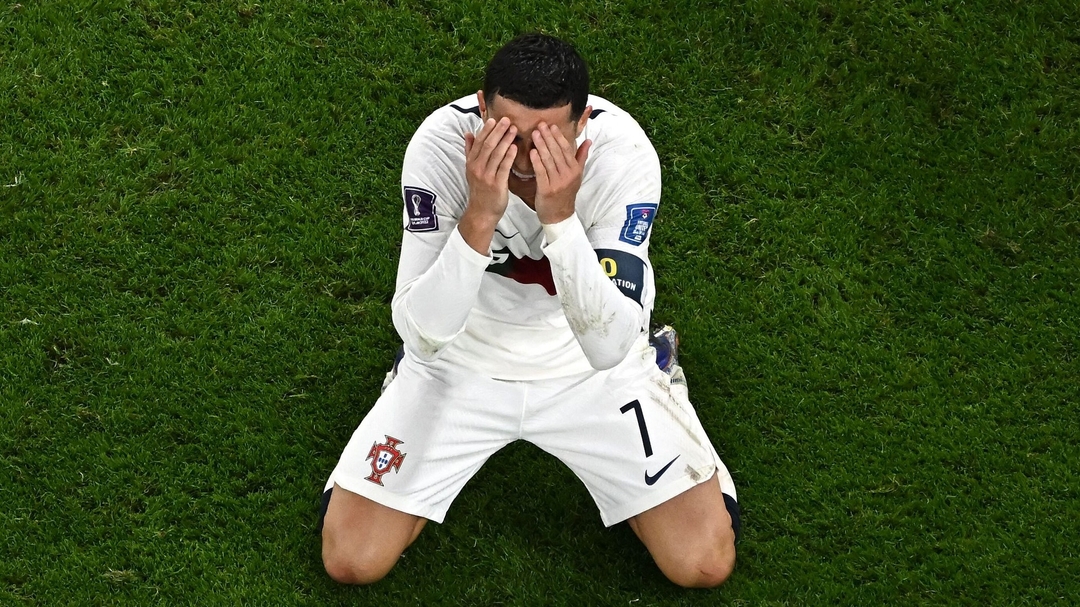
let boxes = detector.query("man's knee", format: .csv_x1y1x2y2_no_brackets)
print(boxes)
321,535,396,585
319,485,425,585
663,529,736,589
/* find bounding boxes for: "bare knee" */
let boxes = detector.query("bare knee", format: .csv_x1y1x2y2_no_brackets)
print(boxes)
322,537,395,585
662,528,736,589
674,549,735,588
319,485,425,585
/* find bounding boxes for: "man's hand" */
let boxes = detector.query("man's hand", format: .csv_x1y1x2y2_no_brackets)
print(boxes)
464,116,517,220
460,116,517,254
531,122,592,225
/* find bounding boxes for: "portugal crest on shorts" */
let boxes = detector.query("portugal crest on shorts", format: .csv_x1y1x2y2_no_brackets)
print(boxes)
365,435,406,486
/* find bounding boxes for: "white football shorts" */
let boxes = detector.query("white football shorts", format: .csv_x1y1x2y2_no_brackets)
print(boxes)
325,337,736,526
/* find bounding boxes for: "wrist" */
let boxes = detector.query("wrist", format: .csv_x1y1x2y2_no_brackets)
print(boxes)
458,204,502,255
463,198,505,226
541,213,577,244
535,197,575,225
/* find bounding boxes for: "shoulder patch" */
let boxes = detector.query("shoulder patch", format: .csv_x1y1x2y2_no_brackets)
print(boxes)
595,248,646,306
619,203,658,246
404,186,438,232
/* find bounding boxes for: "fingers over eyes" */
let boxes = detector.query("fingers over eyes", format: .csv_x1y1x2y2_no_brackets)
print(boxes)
469,119,516,177
531,125,563,176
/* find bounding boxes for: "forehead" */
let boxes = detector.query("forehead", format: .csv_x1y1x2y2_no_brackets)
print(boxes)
487,94,575,128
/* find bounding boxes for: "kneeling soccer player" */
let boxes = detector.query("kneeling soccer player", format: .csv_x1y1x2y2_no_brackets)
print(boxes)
320,33,740,588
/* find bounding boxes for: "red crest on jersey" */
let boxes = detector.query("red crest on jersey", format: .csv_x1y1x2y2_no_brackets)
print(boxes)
365,436,406,485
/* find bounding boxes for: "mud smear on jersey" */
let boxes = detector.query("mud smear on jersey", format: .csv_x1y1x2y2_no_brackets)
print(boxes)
555,267,615,339
413,329,446,360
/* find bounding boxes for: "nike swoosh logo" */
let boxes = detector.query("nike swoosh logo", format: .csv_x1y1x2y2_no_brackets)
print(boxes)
644,455,680,486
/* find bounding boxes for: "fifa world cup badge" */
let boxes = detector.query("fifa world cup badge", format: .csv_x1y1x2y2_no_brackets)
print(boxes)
365,436,407,485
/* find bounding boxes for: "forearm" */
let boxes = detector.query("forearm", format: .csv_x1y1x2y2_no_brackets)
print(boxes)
542,215,644,369
392,227,491,360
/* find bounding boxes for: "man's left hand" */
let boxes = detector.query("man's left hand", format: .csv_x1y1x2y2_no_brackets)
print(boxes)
531,122,592,225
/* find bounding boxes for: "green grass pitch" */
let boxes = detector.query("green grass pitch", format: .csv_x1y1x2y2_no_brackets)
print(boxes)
2,0,1078,604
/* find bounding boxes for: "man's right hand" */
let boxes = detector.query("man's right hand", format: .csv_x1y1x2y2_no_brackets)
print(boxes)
460,116,517,255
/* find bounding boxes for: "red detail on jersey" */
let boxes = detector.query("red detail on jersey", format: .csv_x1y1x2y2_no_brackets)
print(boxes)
505,256,556,296
365,436,406,486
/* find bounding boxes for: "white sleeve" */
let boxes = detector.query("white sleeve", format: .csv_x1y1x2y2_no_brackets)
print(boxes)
392,227,489,361
541,128,662,369
542,215,646,370
390,108,486,361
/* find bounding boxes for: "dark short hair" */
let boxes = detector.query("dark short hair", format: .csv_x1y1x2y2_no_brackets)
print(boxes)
483,33,589,120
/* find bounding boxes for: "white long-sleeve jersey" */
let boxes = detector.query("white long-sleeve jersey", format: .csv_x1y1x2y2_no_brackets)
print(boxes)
391,94,662,380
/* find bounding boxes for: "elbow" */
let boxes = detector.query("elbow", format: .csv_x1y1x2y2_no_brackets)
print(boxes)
569,308,642,371
581,333,636,370
392,306,452,362
402,334,448,363
586,350,624,370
